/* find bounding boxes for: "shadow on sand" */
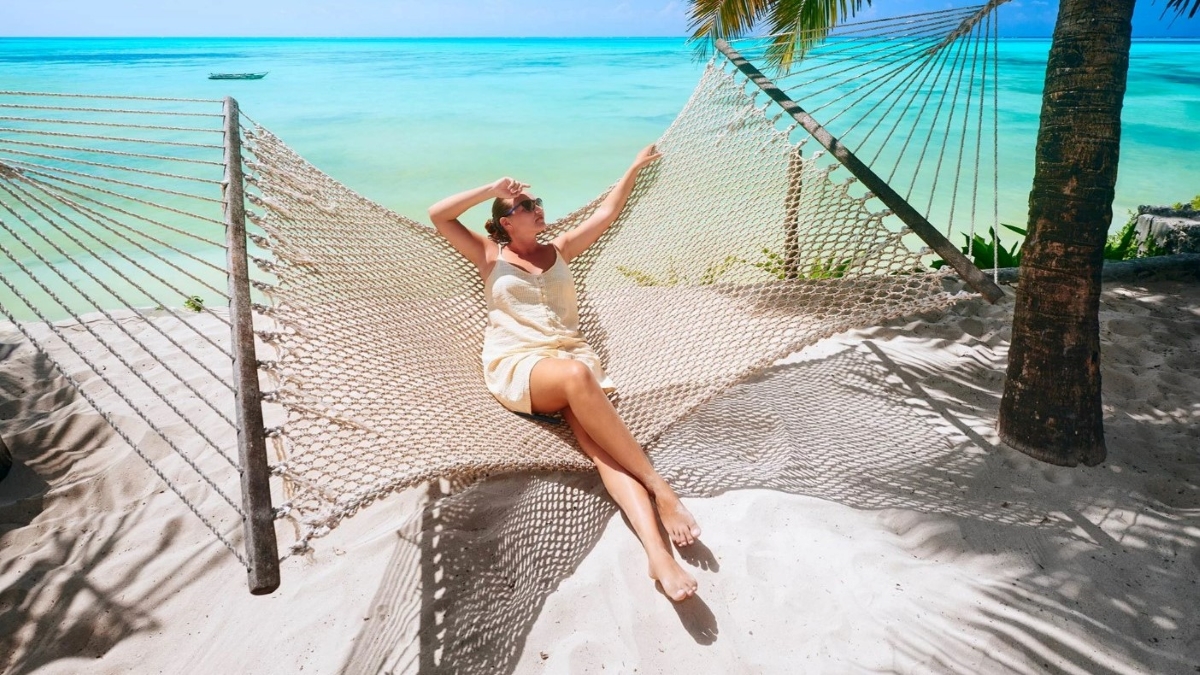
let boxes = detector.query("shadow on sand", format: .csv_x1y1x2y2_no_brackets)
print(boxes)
338,287,1199,674
0,336,212,673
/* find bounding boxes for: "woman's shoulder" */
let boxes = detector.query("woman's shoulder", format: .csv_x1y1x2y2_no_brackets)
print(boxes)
478,239,503,278
547,240,571,265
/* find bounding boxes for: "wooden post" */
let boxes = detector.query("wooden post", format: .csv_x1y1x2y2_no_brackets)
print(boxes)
716,40,1005,304
783,147,803,279
222,96,281,594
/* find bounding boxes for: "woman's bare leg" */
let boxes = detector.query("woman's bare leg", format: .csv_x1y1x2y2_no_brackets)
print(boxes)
564,409,698,601
529,358,700,546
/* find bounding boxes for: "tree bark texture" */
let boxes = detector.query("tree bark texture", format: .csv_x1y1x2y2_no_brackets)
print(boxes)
998,0,1136,466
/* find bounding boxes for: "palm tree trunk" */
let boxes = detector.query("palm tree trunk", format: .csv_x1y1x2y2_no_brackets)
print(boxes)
998,0,1135,466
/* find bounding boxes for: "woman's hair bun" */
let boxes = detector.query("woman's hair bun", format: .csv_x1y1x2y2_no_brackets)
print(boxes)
486,198,513,244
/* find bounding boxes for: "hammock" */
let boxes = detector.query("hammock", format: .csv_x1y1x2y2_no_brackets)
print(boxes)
0,4,1005,593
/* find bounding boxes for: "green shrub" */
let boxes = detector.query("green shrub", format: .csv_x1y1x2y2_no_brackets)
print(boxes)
751,248,852,280
699,255,745,285
750,248,789,279
1170,195,1200,210
932,224,1025,270
1104,214,1140,261
1104,212,1168,261
617,248,854,286
616,255,741,287
184,295,205,312
931,211,1177,269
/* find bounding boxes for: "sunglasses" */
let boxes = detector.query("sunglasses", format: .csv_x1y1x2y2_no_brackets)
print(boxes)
503,197,543,216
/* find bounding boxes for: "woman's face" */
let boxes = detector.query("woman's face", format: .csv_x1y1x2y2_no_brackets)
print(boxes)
502,194,545,235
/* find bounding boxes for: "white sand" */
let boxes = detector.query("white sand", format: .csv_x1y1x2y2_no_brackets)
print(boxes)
2,278,1198,674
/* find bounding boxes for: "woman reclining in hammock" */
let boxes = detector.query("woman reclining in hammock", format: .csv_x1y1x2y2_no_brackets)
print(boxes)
429,145,701,601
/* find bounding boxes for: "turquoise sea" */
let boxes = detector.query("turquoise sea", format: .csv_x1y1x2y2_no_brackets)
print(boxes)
4,37,1199,225
1,37,1198,319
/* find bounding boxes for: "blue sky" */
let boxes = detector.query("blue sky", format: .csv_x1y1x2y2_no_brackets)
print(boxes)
3,1,1198,38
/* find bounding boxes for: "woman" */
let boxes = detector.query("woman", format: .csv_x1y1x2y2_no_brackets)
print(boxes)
428,145,701,601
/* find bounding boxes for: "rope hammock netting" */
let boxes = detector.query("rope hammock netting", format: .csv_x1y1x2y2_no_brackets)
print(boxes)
0,3,1005,593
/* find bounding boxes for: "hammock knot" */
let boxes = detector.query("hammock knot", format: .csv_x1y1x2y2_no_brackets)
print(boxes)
286,539,312,557
247,194,296,221
251,257,278,274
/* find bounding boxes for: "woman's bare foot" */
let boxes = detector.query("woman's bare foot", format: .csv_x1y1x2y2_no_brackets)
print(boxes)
653,491,701,547
649,554,698,601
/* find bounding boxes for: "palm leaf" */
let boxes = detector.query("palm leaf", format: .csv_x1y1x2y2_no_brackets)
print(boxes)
1162,0,1200,19
688,0,872,72
687,0,777,43
764,0,872,72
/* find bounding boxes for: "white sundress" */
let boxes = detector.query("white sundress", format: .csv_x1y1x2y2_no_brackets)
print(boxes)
481,245,615,414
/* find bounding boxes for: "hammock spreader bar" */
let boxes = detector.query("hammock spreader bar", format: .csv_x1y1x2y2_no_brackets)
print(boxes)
714,39,1005,304
222,96,280,595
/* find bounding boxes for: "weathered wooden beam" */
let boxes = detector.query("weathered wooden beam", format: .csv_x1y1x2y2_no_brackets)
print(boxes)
222,96,280,595
715,39,1005,304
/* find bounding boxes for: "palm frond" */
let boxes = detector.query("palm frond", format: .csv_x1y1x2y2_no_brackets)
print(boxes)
764,0,872,72
1162,0,1200,19
687,0,872,72
687,0,777,42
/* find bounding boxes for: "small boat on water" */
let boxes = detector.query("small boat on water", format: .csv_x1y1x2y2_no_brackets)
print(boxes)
208,72,268,80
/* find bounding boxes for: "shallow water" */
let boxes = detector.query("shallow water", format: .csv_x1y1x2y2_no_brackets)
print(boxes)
1,37,1197,319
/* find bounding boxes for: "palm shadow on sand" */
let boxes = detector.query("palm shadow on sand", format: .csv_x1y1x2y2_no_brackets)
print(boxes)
340,289,1199,674
0,336,225,674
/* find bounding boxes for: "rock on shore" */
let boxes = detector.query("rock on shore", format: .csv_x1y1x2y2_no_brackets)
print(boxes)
1137,203,1200,254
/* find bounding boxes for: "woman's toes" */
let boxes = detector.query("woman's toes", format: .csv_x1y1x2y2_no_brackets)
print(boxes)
672,525,697,548
657,498,701,548
651,557,698,602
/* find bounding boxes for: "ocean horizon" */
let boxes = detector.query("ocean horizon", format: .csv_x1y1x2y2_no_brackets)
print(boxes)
3,37,1197,224
2,36,1198,319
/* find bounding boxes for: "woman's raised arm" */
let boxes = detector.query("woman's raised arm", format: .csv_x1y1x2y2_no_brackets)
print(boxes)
553,144,661,262
429,178,527,270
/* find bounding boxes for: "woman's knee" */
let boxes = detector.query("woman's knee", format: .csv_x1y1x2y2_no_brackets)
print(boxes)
530,358,597,411
558,360,598,395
